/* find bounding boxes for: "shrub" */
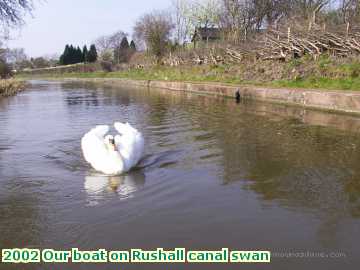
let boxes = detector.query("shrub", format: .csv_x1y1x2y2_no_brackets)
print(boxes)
0,59,12,79
100,61,113,72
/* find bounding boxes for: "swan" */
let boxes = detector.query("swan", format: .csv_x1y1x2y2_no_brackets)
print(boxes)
81,122,144,175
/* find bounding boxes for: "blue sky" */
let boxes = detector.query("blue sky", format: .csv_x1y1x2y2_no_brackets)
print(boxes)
7,0,170,57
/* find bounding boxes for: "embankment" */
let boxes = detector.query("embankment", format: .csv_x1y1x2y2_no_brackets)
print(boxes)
0,80,26,97
61,77,360,115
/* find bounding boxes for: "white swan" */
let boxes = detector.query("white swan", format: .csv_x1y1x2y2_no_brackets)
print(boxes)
81,122,144,175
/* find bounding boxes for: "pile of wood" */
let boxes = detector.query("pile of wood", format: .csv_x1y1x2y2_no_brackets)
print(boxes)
258,27,360,61
163,25,360,66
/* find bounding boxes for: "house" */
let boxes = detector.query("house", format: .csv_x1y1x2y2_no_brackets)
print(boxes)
191,27,221,47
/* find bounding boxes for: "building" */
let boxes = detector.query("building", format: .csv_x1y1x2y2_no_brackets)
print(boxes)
191,27,221,47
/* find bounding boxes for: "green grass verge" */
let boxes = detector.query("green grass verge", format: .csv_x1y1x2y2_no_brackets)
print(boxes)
17,64,360,91
272,77,360,91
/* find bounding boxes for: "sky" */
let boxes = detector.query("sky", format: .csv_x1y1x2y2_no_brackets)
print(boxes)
7,0,171,57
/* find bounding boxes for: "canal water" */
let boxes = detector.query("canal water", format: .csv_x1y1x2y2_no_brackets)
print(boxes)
0,81,359,270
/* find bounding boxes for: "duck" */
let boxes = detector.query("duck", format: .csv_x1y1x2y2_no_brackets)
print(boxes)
81,122,144,175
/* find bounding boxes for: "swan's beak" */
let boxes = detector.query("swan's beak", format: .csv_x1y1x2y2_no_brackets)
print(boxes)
109,140,116,151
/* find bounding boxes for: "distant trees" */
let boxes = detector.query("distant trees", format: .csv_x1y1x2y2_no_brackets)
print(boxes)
165,0,352,45
134,11,174,59
87,44,98,63
82,45,88,62
31,57,50,68
130,40,136,51
94,30,127,61
93,30,138,64
0,0,36,76
339,0,360,24
59,44,97,65
114,37,135,63
0,48,12,78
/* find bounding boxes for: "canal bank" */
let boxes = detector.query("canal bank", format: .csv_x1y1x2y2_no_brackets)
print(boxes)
59,77,360,115
0,79,26,97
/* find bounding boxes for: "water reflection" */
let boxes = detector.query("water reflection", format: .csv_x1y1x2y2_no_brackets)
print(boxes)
1,81,360,269
84,171,145,206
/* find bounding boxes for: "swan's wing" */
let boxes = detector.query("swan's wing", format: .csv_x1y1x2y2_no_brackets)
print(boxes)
92,125,110,139
81,125,109,165
114,122,144,171
114,122,137,135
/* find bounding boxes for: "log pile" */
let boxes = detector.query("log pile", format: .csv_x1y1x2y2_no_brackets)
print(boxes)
163,25,360,66
258,27,360,60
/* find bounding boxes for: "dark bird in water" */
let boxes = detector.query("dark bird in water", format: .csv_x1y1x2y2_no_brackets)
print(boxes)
235,89,241,103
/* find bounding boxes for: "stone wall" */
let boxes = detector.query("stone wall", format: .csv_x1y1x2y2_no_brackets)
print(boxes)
63,78,360,114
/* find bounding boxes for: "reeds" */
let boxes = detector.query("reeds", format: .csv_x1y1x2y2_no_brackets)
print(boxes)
0,79,26,97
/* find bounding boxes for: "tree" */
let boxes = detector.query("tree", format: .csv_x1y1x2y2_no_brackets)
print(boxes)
0,0,34,27
220,0,257,42
87,44,98,63
99,49,113,62
0,48,12,77
82,45,88,62
94,30,127,57
76,46,82,63
31,57,50,68
290,0,331,23
188,0,222,28
134,11,174,59
59,44,86,65
171,0,193,45
114,37,131,63
340,0,360,24
130,40,137,51
59,44,70,65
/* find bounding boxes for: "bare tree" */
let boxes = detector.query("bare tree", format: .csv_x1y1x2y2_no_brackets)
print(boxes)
0,0,34,26
94,30,128,55
134,11,174,59
220,0,256,42
290,0,331,22
0,0,35,40
172,0,193,45
340,0,359,24
4,47,27,63
187,0,222,29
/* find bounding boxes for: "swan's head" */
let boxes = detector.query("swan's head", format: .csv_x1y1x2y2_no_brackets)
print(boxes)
104,135,116,151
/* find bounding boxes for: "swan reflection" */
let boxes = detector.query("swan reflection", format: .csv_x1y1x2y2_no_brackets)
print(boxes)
84,171,145,206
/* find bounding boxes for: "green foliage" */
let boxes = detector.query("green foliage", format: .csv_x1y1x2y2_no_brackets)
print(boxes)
59,44,93,65
0,58,12,78
130,40,137,51
317,55,332,70
87,44,98,63
134,11,173,58
82,45,88,62
339,62,360,78
114,37,131,63
288,58,303,68
272,77,360,91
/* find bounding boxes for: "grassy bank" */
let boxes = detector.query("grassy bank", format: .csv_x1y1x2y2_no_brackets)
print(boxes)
0,79,26,97
17,56,360,91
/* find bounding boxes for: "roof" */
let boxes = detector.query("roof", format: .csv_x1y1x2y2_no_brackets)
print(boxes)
192,27,221,41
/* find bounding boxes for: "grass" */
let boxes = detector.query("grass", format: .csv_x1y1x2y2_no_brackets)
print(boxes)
272,77,360,91
17,61,360,91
